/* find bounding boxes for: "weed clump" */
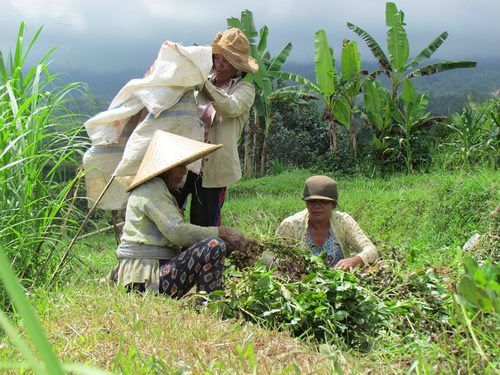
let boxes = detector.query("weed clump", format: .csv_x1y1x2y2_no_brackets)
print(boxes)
228,237,313,281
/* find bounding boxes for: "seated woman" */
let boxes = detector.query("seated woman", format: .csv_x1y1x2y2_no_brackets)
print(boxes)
275,175,377,271
115,130,243,297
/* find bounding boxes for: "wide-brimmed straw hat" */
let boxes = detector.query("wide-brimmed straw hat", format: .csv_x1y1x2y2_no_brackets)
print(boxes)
212,28,259,74
302,175,338,203
125,130,222,192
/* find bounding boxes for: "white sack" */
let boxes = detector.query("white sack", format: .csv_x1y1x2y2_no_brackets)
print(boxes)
84,42,212,146
113,91,204,188
83,42,212,210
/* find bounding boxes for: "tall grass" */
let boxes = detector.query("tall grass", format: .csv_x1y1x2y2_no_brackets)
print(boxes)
0,22,112,375
0,22,89,297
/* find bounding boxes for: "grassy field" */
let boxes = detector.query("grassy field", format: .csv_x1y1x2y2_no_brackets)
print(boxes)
1,168,499,374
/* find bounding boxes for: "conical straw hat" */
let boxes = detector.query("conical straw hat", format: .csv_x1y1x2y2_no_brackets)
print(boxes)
125,130,222,192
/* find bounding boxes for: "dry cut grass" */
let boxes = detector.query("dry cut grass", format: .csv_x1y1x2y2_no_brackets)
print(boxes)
4,281,343,374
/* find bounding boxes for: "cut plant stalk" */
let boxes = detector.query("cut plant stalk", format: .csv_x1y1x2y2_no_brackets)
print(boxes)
48,175,115,285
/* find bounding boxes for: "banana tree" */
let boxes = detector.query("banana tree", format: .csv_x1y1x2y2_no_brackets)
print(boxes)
361,78,395,157
391,79,435,172
270,30,366,157
334,39,367,158
347,2,476,99
228,10,293,176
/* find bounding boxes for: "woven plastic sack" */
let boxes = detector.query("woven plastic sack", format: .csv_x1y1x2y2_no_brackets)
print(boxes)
83,42,212,209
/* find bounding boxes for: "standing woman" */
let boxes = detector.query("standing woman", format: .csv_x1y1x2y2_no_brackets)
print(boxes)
275,176,378,271
115,130,243,296
172,28,258,227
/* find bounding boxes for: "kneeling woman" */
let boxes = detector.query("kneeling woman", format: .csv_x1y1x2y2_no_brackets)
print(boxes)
115,130,243,297
276,175,377,271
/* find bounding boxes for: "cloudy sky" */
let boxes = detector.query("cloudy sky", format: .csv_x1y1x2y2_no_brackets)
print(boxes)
1,0,499,75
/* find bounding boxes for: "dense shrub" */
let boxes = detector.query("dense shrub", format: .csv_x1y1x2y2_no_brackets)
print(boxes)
268,101,329,168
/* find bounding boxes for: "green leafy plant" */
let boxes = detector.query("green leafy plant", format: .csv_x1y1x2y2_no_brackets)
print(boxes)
347,2,475,172
392,79,431,172
210,243,390,349
361,79,395,157
457,256,500,314
446,97,500,169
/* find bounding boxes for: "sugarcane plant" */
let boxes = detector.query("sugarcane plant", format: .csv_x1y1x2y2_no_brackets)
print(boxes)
0,22,88,294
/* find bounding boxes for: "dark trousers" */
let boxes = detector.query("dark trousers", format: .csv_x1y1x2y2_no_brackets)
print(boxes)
171,171,226,227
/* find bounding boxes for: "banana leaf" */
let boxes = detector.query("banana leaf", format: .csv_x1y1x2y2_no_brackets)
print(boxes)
257,25,268,55
314,30,336,97
387,21,409,72
363,80,382,121
269,84,318,101
333,96,351,127
269,42,293,72
402,79,418,107
404,31,448,71
346,22,391,72
341,40,360,81
268,71,320,93
406,60,477,78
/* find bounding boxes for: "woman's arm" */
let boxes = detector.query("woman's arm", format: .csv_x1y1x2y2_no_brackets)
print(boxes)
143,181,218,248
337,212,378,267
202,80,255,118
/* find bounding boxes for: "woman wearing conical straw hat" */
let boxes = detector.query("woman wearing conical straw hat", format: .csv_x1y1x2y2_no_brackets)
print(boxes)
172,27,258,227
114,130,243,296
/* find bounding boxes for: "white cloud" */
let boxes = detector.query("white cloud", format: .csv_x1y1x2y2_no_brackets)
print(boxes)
0,0,498,73
141,0,229,22
8,0,87,31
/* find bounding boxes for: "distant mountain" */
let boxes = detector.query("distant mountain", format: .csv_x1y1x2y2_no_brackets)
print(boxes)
62,68,145,98
282,58,500,115
64,58,499,116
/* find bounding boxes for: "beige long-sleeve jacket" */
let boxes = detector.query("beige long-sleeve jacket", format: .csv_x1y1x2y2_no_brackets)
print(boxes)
116,177,218,292
196,77,255,187
275,209,378,266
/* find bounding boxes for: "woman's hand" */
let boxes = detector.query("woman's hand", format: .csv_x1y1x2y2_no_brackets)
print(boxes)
244,237,264,248
218,227,243,253
201,78,215,101
334,255,364,272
